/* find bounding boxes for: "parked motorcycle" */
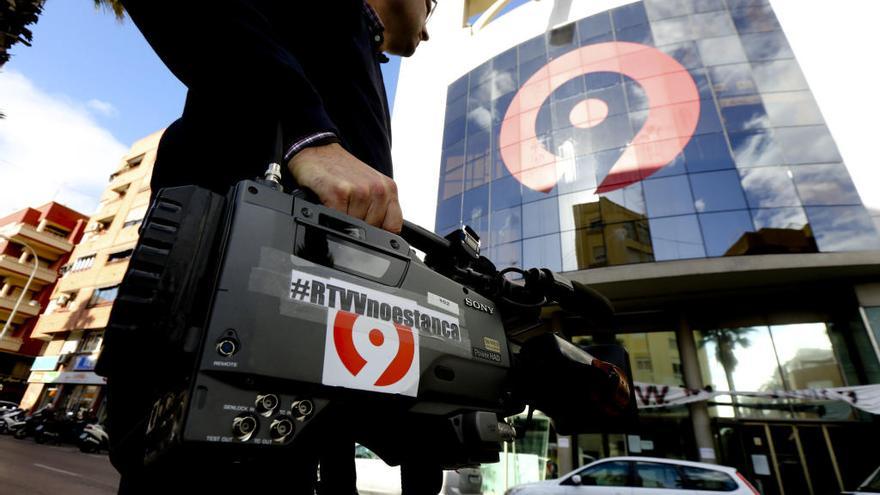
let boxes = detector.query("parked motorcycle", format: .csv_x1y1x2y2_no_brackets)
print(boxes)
12,406,53,440
78,422,108,453
34,410,90,445
0,408,25,435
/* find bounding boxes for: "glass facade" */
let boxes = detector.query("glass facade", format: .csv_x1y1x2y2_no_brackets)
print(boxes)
436,0,880,270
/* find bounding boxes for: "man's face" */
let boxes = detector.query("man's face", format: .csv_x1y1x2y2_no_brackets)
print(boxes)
371,0,434,57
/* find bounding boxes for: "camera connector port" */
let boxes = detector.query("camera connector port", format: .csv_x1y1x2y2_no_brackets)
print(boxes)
255,394,279,416
270,416,295,442
291,399,314,420
216,338,239,357
232,413,258,441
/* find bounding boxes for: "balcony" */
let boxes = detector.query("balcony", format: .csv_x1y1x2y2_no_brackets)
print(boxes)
31,304,113,340
1,223,73,255
0,333,24,353
0,294,41,321
0,254,57,285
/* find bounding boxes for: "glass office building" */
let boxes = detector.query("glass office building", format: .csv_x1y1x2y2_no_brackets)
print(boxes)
435,0,880,269
394,0,880,493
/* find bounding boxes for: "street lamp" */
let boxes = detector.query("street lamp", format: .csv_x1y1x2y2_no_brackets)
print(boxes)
0,234,40,344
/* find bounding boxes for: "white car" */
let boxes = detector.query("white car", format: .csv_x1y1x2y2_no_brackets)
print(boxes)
355,444,482,494
505,456,759,495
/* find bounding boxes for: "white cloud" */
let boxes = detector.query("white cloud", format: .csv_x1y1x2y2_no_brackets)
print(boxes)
86,98,119,118
0,70,126,217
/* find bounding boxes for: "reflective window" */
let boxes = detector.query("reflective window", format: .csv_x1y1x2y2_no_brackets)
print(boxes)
612,2,649,29
768,323,845,390
463,184,489,222
728,130,783,167
731,5,781,33
775,126,842,164
604,182,647,215
493,47,517,72
681,466,739,491
644,175,696,217
719,95,770,133
619,332,682,385
634,462,684,489
469,60,493,90
522,197,560,238
651,16,694,46
443,117,467,148
805,206,880,251
740,167,801,208
448,75,468,102
751,207,809,230
762,91,824,127
523,234,562,272
740,30,794,61
446,94,467,124
577,11,611,41
697,35,746,66
518,35,546,64
489,241,522,270
491,206,522,245
645,0,694,21
557,190,601,232
690,170,748,212
752,59,809,92
791,164,862,206
660,41,703,70
650,151,688,179
693,0,726,13
699,210,755,256
649,215,706,260
435,197,461,233
616,23,654,44
691,10,736,38
588,113,633,153
575,461,630,487
557,154,599,194
491,175,522,211
684,133,735,173
708,63,758,97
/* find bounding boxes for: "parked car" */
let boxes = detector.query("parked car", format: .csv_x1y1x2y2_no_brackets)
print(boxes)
505,456,759,495
843,465,880,494
354,444,482,494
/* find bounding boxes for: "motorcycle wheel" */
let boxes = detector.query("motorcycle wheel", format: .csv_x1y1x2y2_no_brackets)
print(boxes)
14,429,27,439
79,442,97,453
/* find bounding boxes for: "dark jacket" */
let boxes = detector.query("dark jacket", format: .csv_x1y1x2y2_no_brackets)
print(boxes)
125,0,393,196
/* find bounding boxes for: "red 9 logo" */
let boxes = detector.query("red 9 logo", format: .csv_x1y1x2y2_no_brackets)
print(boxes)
499,41,700,193
332,311,415,387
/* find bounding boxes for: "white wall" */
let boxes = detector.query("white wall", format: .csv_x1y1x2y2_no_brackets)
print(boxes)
392,0,880,232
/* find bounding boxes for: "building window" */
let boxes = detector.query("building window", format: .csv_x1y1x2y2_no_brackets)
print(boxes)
88,285,119,307
78,330,104,353
123,205,147,229
42,224,69,239
107,249,134,263
70,254,96,273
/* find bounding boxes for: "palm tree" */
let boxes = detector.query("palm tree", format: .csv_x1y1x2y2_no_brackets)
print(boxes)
698,328,754,411
1,0,124,69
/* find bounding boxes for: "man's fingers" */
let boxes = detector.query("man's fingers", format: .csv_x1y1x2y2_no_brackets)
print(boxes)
345,182,371,220
382,198,404,234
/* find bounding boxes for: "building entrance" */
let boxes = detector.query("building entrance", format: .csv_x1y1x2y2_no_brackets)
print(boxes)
718,420,879,495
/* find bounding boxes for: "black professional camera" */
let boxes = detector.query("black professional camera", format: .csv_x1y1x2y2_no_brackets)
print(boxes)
100,170,636,471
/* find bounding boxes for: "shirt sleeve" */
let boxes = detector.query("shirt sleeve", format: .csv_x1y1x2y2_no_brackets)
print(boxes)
121,0,343,153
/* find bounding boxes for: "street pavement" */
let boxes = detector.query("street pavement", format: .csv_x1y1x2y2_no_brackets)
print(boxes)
0,434,119,494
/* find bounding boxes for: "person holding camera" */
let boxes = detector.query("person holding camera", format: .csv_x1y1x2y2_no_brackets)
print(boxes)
96,0,435,493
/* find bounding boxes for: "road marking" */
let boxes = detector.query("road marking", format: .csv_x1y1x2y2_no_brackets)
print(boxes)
33,463,83,478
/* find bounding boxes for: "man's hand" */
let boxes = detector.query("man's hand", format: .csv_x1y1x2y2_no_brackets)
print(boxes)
287,143,404,233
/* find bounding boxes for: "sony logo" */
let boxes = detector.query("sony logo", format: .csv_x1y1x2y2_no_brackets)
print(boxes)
464,297,494,315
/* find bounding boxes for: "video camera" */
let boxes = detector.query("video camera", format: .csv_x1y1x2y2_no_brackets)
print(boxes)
102,167,636,470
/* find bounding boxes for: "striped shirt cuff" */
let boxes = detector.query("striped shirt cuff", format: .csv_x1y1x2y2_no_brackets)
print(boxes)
283,131,339,162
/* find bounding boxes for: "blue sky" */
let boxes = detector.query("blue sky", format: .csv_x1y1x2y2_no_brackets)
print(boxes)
0,1,401,216
5,1,402,147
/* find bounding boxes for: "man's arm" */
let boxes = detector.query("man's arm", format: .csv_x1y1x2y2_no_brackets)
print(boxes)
123,0,403,232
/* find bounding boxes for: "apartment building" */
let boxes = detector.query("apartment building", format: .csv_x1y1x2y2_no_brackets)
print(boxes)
22,130,162,415
0,203,87,402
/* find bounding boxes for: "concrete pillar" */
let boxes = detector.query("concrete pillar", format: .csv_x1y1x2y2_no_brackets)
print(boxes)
36,219,47,232
0,282,10,298
675,314,717,463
